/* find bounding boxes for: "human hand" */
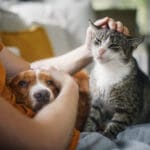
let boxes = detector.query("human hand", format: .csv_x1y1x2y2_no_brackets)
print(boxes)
85,17,130,51
47,67,79,93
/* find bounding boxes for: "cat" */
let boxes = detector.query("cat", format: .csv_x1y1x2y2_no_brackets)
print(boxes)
83,20,150,139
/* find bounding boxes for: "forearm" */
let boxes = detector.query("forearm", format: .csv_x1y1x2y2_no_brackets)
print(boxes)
0,78,79,149
31,45,92,74
34,78,79,149
0,47,30,77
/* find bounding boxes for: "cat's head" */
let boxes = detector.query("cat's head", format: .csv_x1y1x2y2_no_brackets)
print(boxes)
89,20,144,64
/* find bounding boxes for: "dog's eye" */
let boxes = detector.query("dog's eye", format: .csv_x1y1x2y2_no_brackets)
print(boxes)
18,80,28,88
47,80,53,85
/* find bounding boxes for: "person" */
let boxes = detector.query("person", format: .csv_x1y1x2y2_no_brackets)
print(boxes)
0,17,129,149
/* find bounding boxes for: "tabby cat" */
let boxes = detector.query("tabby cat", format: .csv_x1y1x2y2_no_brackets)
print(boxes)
83,20,150,139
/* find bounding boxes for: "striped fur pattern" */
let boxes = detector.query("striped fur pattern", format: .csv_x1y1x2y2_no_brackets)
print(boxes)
83,22,150,139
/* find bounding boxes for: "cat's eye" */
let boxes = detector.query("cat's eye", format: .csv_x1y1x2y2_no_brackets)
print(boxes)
47,80,53,86
109,44,120,51
18,80,28,88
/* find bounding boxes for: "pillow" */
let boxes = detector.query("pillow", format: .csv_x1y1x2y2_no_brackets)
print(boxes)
9,0,96,49
0,8,29,32
0,25,54,62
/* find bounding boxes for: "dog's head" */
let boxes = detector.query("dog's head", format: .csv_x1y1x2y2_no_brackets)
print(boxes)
8,69,59,112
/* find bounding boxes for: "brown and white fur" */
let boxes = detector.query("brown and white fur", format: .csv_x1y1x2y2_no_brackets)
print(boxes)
7,69,90,131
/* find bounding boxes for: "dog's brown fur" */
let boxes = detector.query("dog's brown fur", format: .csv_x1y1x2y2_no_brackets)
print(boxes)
7,70,90,131
73,71,90,131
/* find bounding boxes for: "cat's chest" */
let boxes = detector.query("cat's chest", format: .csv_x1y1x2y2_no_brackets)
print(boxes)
90,69,114,101
90,63,130,101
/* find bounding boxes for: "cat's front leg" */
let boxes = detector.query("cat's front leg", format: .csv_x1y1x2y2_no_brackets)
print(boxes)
83,104,103,132
103,112,133,139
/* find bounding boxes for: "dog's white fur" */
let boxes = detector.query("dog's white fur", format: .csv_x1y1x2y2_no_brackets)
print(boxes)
9,69,58,111
8,69,90,130
29,69,55,109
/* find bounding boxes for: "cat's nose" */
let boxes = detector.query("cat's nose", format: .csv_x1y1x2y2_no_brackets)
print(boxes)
99,48,106,56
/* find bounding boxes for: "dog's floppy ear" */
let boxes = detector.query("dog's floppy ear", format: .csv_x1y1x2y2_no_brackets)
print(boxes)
73,70,89,93
6,74,19,88
4,75,19,103
6,76,14,86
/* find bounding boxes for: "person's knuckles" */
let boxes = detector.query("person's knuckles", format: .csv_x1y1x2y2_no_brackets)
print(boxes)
116,21,124,32
123,26,130,35
94,17,109,26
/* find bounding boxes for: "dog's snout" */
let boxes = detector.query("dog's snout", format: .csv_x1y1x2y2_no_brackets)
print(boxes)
34,90,50,103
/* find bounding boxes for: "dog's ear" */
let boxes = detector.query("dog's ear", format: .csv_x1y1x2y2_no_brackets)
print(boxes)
73,70,89,93
6,76,14,86
6,74,20,89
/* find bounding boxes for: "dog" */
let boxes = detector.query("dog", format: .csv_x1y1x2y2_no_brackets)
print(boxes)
7,69,90,131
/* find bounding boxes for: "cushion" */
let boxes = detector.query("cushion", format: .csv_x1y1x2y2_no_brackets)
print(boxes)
0,25,54,62
0,8,28,32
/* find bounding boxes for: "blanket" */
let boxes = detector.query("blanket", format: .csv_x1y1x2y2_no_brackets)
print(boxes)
77,124,150,150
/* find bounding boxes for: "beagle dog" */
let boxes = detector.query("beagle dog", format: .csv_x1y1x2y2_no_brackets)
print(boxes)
8,69,90,131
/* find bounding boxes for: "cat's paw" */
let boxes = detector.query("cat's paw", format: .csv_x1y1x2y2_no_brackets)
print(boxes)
83,119,98,132
103,122,118,140
103,130,116,140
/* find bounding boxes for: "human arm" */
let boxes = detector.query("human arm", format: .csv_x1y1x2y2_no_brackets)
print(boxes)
0,17,129,76
0,44,30,77
0,68,79,149
31,45,91,75
31,17,129,74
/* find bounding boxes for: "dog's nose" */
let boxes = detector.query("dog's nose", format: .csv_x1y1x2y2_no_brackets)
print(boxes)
34,90,50,103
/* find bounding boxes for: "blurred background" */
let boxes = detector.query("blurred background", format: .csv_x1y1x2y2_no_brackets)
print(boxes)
0,0,149,76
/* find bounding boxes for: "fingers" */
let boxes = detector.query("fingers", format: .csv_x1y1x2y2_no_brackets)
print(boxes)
48,67,76,89
108,18,116,30
94,17,130,36
116,21,123,32
116,21,130,35
108,19,130,35
94,17,116,30
123,26,130,36
94,17,109,26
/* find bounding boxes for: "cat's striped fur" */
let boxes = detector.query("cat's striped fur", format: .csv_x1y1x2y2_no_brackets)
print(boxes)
83,21,150,139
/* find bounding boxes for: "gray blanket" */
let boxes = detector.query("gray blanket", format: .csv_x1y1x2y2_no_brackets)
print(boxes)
77,124,150,150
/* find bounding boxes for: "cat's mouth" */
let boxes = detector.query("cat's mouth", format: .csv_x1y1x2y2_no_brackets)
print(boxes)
96,55,112,63
97,55,104,59
96,56,109,63
96,53,106,60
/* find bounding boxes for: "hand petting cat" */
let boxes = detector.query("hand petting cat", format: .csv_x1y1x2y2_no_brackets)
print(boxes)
31,17,130,75
85,17,130,52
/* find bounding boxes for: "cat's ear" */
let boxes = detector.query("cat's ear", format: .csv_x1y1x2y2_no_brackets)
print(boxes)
89,19,100,33
128,36,144,50
123,36,144,61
